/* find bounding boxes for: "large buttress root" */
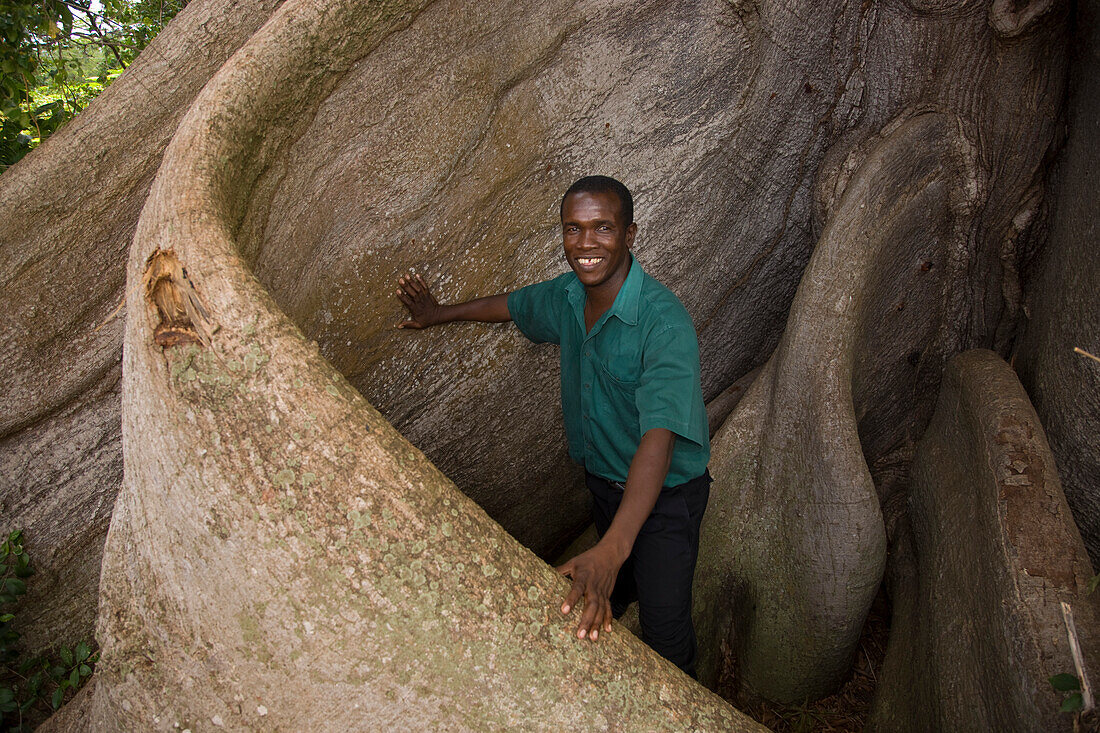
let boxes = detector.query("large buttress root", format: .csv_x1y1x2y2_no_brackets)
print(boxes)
0,0,285,655
694,112,984,702
35,0,765,727
868,350,1100,732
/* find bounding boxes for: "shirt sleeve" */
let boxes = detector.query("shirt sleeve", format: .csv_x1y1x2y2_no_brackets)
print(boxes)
635,320,708,448
506,276,565,345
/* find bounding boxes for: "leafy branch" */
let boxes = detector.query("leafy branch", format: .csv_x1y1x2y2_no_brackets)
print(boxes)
0,0,189,171
0,530,97,732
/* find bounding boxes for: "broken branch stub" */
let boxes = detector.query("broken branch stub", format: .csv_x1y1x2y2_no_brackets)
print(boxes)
143,249,217,348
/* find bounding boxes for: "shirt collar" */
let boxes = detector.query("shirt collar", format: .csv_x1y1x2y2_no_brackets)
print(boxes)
565,255,643,327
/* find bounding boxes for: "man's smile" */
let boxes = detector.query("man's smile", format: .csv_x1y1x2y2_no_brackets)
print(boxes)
575,256,604,268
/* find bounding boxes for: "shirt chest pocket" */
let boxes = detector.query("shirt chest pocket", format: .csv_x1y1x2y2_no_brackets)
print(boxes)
593,335,642,385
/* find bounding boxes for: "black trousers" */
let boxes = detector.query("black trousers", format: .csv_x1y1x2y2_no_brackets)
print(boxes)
585,469,711,678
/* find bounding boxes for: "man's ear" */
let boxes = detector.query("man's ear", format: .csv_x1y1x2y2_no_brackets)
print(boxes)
626,222,637,249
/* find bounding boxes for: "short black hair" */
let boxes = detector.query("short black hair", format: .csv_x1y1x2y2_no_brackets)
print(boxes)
560,175,634,227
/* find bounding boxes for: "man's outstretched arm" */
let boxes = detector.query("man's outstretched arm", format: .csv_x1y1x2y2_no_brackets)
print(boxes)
396,272,511,328
556,428,675,641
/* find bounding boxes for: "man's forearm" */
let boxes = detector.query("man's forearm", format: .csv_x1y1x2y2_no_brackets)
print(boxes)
600,428,674,562
437,293,512,324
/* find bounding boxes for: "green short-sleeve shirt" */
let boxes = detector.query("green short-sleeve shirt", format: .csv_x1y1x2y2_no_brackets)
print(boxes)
507,257,709,486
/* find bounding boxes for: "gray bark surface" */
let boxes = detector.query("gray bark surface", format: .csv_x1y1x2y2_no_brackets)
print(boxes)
0,0,1082,719
1016,0,1100,567
694,111,981,702
0,0,286,654
50,0,766,725
869,349,1100,732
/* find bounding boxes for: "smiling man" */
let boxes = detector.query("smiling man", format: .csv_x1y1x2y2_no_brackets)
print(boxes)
396,176,710,677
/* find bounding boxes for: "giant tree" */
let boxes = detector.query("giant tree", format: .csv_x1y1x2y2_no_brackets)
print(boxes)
1,0,1097,727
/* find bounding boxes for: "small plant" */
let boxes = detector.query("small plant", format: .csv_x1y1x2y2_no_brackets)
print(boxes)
1050,673,1085,713
0,530,98,732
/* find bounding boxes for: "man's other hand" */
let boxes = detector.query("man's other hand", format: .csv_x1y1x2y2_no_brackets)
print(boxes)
555,542,625,641
396,273,442,328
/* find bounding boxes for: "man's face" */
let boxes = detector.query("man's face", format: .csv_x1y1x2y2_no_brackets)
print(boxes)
561,190,636,292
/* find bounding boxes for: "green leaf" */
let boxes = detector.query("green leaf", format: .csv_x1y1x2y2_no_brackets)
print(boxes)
18,656,43,674
1050,673,1080,692
69,667,79,687
75,641,90,663
59,646,72,666
0,687,13,703
78,663,91,677
0,614,12,622
51,686,63,709
1088,573,1100,594
1061,692,1084,712
2,578,26,595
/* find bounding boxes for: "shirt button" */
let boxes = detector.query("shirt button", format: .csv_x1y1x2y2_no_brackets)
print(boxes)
583,383,590,389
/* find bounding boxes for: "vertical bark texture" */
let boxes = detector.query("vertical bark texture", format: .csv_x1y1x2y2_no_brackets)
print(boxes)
57,0,764,726
0,0,286,653
694,111,980,701
0,0,1078,717
1015,0,1100,566
237,0,851,558
869,350,1100,732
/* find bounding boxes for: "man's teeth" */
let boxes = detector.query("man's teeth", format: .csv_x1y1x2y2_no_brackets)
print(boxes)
577,257,602,265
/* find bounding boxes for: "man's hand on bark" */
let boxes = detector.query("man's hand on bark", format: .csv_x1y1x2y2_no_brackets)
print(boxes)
395,272,442,328
555,541,627,641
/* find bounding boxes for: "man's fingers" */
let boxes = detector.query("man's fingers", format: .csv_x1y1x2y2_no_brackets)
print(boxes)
408,274,427,296
576,593,601,639
560,577,583,615
589,598,612,640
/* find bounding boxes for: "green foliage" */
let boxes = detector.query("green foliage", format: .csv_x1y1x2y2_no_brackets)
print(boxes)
1050,673,1085,714
0,0,187,172
0,530,98,732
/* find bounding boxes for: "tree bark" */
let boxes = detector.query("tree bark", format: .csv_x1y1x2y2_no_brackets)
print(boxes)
1015,0,1100,568
695,110,984,701
0,0,286,655
40,0,763,725
868,350,1100,732
0,0,1085,720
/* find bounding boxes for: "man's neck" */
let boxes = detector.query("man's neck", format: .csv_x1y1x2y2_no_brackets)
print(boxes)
583,263,630,328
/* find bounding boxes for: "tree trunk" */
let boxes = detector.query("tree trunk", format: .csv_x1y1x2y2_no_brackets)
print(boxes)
1015,0,1100,568
0,0,1087,722
0,0,286,655
36,1,762,725
868,350,1100,732
695,110,981,700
